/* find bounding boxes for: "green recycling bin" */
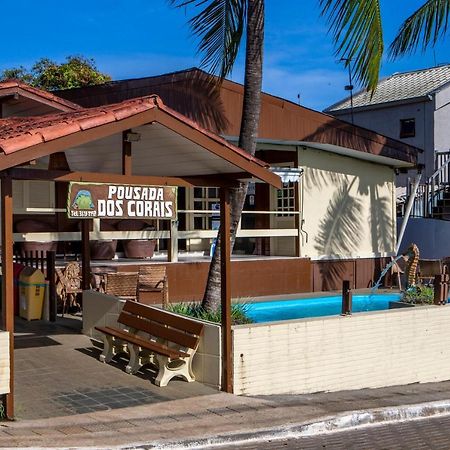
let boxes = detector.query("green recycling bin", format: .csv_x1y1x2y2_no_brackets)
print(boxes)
19,267,46,321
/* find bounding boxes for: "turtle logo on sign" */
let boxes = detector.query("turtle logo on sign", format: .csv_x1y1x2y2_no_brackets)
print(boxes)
72,190,95,210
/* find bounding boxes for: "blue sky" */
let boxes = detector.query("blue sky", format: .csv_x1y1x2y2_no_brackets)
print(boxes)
2,1,450,111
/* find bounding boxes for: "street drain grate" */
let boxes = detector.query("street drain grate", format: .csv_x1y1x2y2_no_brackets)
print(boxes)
53,386,167,414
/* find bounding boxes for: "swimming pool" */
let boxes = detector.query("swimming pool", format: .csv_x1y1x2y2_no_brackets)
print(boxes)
246,292,403,323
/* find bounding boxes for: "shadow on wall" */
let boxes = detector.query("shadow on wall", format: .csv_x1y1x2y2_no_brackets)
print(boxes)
313,179,363,291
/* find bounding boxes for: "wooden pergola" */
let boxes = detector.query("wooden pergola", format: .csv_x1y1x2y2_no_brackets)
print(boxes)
0,96,281,418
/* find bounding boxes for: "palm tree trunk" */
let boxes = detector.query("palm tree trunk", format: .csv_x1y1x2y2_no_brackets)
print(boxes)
202,0,264,311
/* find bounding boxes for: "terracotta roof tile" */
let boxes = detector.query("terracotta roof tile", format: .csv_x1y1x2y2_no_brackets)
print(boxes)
0,94,269,169
0,79,81,112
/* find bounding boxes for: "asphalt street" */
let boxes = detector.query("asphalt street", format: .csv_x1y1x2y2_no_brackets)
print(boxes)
218,414,450,449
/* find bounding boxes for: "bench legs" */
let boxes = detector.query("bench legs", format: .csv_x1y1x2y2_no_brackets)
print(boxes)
154,354,195,387
99,336,127,363
125,345,153,375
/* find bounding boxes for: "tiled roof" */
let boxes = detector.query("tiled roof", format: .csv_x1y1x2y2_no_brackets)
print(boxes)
326,65,450,111
0,79,81,112
0,94,268,169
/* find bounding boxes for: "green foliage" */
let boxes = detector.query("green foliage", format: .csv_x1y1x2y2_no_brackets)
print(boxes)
168,301,253,325
390,0,450,58
1,56,111,90
0,399,4,420
319,0,383,93
402,285,434,304
169,0,246,78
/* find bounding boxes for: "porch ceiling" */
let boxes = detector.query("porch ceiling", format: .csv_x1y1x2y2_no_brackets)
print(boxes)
66,123,243,176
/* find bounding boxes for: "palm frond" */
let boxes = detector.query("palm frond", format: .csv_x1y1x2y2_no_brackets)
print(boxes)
320,0,383,92
169,0,246,78
390,0,450,58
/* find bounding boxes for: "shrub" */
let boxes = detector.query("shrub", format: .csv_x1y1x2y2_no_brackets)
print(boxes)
402,285,434,304
168,301,253,325
0,400,4,420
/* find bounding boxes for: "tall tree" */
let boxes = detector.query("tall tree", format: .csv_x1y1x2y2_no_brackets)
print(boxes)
170,0,264,312
1,56,111,90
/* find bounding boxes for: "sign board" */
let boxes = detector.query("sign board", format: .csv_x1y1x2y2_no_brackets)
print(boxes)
67,182,177,220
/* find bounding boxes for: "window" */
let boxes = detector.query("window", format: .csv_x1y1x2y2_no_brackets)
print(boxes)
400,118,415,138
192,187,219,229
276,182,295,217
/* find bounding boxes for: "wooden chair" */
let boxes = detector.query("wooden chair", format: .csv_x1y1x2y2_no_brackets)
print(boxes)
104,272,138,301
55,262,82,316
418,259,444,285
138,266,168,306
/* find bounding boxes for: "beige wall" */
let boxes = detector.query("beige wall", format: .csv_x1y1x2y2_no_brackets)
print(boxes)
233,305,450,395
82,291,222,389
0,332,10,395
299,146,396,260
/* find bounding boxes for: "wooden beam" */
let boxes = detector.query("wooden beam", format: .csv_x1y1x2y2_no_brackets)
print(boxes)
1,175,14,419
7,168,241,188
81,221,91,291
122,130,132,176
220,187,233,393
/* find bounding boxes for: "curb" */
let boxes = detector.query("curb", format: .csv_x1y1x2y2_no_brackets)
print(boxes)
128,399,450,449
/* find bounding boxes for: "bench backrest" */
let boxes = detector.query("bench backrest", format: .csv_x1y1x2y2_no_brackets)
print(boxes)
118,300,204,350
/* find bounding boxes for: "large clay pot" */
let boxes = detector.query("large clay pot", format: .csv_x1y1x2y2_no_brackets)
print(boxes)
90,221,117,260
15,219,57,255
117,220,156,259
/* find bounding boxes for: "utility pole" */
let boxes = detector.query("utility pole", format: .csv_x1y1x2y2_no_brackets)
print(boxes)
341,58,354,124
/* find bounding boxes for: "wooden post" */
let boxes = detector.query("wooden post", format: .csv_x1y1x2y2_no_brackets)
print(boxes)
1,175,14,419
341,280,352,315
220,187,232,393
168,220,179,263
81,221,91,291
46,251,57,322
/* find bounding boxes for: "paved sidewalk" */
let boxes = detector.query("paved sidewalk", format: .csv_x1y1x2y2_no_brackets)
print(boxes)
3,381,450,448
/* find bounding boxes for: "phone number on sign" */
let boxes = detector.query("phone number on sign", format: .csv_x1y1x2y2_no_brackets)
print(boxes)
70,210,97,217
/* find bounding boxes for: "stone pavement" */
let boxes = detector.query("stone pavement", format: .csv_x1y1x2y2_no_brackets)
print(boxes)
3,381,450,448
13,316,216,420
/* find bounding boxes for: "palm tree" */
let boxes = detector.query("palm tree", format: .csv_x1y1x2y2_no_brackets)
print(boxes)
320,0,450,93
170,0,264,312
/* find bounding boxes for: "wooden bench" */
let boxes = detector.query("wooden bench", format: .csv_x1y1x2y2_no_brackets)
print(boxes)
95,300,204,387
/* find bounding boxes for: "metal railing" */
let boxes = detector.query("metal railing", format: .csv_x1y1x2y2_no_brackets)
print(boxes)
402,151,450,219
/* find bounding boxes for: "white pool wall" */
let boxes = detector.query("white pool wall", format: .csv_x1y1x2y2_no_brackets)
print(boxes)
232,304,450,395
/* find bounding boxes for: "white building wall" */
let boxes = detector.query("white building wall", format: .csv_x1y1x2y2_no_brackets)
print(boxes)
0,332,10,395
299,146,396,260
434,87,450,154
233,305,450,395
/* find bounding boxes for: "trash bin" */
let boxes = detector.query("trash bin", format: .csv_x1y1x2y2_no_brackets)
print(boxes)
19,267,46,320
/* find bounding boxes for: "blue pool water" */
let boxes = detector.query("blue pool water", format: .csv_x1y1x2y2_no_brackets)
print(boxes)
246,293,403,323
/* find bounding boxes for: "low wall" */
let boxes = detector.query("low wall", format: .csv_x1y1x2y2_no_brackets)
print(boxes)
0,332,10,395
116,258,313,303
82,291,222,389
232,305,450,395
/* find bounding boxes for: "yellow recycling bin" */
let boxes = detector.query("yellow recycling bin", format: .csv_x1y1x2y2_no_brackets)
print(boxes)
19,267,46,321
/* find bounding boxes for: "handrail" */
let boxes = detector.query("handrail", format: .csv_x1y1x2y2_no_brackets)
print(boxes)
429,156,450,182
